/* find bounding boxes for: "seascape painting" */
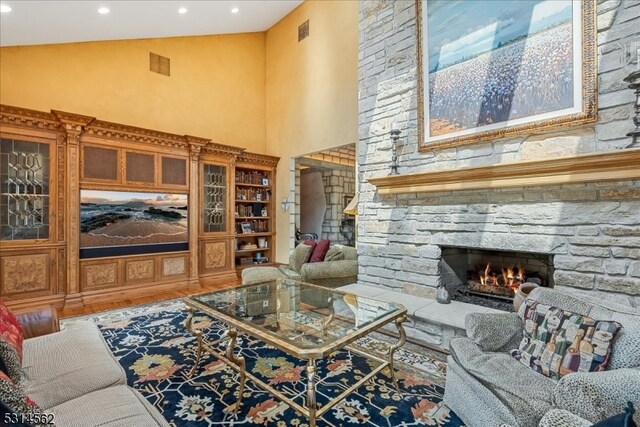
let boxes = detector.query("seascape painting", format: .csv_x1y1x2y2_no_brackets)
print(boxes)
80,190,188,249
419,0,596,148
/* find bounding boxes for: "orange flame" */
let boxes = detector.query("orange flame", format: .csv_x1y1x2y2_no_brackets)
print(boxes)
479,262,525,290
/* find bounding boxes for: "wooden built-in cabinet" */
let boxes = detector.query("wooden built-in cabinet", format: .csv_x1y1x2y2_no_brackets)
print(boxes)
0,104,279,310
197,147,239,285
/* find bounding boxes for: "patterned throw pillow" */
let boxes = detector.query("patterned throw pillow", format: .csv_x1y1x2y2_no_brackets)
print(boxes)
0,371,41,417
288,243,312,273
0,300,24,384
511,300,622,379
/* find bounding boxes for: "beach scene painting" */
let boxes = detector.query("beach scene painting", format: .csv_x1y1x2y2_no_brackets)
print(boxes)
80,190,188,248
420,0,592,147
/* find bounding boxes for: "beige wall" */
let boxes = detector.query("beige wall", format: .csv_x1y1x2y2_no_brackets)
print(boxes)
0,34,266,152
266,0,359,262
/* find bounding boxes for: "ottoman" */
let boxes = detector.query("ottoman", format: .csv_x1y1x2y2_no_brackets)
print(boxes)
241,266,284,285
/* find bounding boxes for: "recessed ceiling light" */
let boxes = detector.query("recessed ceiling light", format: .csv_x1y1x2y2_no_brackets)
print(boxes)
98,7,110,14
231,7,239,14
178,7,187,14
0,4,12,13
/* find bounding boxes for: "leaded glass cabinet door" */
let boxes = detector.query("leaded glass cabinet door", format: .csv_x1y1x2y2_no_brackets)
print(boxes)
0,139,50,241
202,163,227,233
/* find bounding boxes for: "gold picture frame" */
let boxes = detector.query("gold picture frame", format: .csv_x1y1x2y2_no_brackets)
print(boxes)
417,0,597,151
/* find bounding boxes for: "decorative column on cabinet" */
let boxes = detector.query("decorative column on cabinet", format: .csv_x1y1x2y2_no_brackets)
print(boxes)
52,110,94,309
186,136,208,289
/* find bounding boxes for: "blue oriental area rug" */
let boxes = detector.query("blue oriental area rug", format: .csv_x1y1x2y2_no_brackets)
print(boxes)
67,300,465,427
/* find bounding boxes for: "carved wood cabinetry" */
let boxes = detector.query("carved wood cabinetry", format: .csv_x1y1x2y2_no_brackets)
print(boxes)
0,105,278,310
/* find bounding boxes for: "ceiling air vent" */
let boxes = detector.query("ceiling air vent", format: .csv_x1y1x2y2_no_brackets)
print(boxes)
149,52,170,76
298,20,309,42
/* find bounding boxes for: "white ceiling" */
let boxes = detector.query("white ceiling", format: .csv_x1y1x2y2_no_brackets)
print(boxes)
0,1,304,47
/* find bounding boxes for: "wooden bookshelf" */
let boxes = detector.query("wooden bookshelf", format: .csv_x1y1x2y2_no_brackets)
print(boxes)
233,153,279,271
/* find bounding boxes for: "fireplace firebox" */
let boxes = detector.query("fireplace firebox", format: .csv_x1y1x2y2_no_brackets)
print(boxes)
440,246,555,311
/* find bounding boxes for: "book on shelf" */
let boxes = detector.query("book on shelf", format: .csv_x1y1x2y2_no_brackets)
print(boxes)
237,256,254,265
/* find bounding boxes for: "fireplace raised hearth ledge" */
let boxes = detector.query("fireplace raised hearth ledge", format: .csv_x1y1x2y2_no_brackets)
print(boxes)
339,283,503,351
368,148,640,195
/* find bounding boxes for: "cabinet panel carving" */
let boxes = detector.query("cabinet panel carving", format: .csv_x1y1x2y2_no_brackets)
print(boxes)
57,249,66,294
205,241,226,269
126,259,155,282
57,144,65,243
83,262,118,289
1,254,49,294
162,256,186,277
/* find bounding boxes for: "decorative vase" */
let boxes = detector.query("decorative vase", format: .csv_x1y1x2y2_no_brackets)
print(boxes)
436,283,451,304
513,282,539,311
257,237,267,248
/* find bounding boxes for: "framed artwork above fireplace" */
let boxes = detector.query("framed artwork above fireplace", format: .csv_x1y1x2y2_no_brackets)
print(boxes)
417,0,597,150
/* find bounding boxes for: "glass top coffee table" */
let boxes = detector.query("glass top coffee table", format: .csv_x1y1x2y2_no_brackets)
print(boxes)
184,278,407,427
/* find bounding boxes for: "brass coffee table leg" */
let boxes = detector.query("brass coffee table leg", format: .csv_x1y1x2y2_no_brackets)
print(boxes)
225,328,247,414
322,308,335,338
306,358,317,427
186,308,203,378
388,315,408,395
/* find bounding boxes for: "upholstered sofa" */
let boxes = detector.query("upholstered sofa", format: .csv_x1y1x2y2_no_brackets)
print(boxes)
3,305,169,427
443,287,640,427
242,243,358,288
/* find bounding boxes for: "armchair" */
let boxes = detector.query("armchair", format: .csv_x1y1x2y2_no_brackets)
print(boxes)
443,287,640,427
13,305,59,339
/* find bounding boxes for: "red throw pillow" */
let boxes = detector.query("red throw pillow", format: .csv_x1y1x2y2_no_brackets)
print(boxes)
0,300,24,384
310,239,331,263
303,239,317,254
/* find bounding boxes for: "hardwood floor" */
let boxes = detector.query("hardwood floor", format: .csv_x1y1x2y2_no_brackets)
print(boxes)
59,279,240,319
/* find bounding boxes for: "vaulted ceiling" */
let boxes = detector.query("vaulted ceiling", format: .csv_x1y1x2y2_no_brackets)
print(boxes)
0,1,303,47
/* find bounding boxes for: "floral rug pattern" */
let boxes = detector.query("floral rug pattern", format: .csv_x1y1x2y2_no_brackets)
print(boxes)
67,301,464,426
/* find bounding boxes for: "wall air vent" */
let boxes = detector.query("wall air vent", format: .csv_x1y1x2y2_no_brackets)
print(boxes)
149,52,170,76
298,20,309,42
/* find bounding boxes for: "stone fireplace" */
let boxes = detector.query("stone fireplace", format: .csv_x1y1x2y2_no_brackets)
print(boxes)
356,0,640,323
440,246,554,311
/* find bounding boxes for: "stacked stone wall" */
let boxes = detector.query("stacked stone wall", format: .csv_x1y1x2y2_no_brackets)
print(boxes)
358,0,640,306
321,169,356,244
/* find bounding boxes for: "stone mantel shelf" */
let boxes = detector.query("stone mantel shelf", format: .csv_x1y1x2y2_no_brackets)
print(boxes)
368,148,640,195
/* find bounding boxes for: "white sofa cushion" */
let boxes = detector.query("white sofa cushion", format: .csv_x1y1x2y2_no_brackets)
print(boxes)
22,321,126,409
49,385,169,427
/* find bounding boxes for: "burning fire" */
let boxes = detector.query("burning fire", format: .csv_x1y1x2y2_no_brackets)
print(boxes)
479,263,524,291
